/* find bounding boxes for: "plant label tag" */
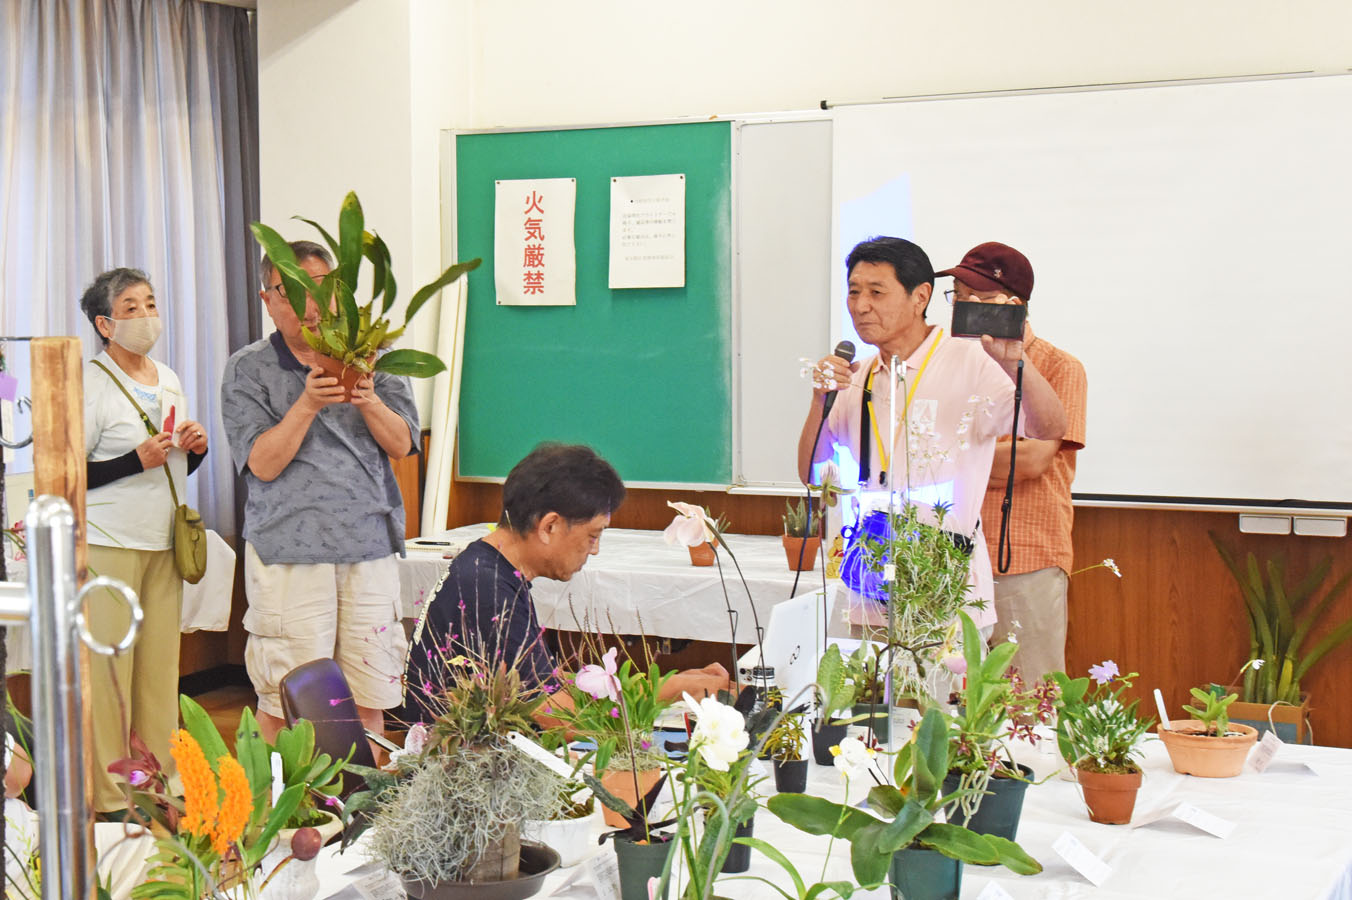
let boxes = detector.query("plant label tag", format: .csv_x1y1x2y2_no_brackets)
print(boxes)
269,751,284,807
583,849,622,900
976,881,1016,900
1172,802,1237,838
351,870,406,900
1248,729,1282,774
1052,831,1111,886
1153,688,1171,731
507,730,575,778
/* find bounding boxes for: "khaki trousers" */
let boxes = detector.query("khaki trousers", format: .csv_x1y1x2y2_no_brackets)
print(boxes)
86,544,182,813
988,566,1068,686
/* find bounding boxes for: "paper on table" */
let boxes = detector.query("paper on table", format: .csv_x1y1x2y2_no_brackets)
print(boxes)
1132,801,1237,838
976,881,1016,900
1052,831,1111,886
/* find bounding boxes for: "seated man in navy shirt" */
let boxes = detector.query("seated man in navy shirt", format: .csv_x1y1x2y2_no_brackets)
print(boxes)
400,443,732,723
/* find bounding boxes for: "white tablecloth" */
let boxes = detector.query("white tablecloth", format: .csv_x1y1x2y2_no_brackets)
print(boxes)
398,525,828,641
316,733,1352,899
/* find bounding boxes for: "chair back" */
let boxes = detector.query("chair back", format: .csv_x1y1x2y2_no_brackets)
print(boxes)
280,658,377,795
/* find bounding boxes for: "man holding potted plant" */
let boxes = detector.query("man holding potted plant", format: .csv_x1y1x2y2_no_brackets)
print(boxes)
222,240,420,741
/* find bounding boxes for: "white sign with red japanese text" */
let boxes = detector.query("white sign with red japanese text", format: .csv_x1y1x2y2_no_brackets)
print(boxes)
608,173,685,289
494,178,576,306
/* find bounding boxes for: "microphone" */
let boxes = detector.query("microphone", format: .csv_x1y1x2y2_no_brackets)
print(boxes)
820,340,856,416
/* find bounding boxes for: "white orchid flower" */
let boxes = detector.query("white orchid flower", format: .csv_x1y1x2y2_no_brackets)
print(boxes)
683,692,748,772
830,736,878,783
664,501,715,547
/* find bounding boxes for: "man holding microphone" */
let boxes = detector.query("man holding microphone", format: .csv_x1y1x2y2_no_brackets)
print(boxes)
797,236,1065,631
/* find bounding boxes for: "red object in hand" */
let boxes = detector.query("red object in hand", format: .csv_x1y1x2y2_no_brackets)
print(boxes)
163,405,176,434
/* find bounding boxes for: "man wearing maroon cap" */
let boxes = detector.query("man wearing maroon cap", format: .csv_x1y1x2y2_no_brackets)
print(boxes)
938,242,1087,682
798,237,1066,634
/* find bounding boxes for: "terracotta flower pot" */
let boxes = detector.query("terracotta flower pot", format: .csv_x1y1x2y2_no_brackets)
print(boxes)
688,542,716,566
1157,721,1258,778
1075,767,1143,824
599,767,663,829
782,534,820,571
310,353,369,400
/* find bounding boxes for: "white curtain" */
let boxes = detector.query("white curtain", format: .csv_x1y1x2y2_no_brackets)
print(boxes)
0,0,259,537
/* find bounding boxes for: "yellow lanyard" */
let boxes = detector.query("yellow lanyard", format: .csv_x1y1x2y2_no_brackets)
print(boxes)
864,328,943,483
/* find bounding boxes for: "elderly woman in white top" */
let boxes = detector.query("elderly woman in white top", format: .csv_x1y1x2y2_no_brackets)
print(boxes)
80,267,208,816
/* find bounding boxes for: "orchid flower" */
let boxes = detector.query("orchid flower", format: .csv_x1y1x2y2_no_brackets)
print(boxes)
663,501,715,547
830,736,879,782
683,692,749,772
575,647,621,702
1088,660,1120,685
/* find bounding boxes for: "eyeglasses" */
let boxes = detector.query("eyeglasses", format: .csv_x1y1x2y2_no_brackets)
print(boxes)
266,283,288,299
943,288,957,305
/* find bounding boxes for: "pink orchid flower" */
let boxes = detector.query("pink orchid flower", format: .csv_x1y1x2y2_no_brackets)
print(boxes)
662,501,714,547
575,647,621,701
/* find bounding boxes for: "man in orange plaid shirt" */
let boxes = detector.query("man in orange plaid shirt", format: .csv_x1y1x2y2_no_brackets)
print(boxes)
937,243,1087,684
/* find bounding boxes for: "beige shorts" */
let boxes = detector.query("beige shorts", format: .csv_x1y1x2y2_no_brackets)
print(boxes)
243,544,407,718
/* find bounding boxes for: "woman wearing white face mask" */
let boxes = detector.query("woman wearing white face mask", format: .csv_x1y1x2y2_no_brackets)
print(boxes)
79,267,208,817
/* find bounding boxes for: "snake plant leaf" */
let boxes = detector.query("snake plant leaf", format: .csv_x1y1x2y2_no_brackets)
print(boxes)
1289,568,1351,671
293,216,340,259
335,191,364,296
404,258,482,323
374,348,446,377
1268,559,1294,656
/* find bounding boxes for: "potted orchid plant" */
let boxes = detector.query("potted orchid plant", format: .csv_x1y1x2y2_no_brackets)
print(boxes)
770,707,1042,898
941,613,1057,843
1158,683,1259,778
545,644,672,830
1050,661,1153,824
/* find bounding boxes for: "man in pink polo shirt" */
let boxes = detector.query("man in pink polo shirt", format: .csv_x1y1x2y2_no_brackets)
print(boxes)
797,236,1066,629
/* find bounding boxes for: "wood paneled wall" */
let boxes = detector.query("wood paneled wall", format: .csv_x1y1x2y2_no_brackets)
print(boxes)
446,479,1352,746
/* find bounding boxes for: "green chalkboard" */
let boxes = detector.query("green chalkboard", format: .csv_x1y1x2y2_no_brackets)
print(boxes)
455,122,732,484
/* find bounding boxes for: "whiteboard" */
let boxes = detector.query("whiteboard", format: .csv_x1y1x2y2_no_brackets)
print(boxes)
733,117,833,490
833,75,1352,509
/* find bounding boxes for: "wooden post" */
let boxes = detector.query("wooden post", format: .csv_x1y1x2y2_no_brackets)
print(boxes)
31,337,87,577
29,336,96,898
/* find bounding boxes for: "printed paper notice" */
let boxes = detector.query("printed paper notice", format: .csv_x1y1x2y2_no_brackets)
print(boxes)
609,173,685,289
494,178,576,306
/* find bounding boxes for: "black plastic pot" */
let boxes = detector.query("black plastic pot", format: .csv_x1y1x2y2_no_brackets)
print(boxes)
811,720,848,765
773,758,809,793
718,816,755,873
889,845,963,900
613,834,674,900
941,763,1033,841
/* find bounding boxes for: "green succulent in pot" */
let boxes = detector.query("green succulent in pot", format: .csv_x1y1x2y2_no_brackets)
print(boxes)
251,191,481,378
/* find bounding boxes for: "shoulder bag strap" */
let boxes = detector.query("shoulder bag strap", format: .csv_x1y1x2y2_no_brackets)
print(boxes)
91,359,181,508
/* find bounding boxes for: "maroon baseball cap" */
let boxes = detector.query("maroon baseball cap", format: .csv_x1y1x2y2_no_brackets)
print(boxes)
936,242,1034,301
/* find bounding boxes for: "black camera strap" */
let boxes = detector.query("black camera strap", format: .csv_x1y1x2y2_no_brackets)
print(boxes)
995,359,1024,574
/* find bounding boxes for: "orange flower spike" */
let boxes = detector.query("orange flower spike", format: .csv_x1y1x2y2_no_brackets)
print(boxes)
168,730,218,839
212,756,253,855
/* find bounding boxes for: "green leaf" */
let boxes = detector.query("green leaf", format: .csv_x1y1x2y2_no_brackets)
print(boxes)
245,783,304,867
768,793,873,840
179,695,229,771
916,823,999,865
293,216,340,259
250,222,319,322
373,348,446,378
865,784,905,819
876,800,933,855
912,707,950,800
336,191,365,296
983,834,1043,875
404,258,482,324
233,708,271,827
364,231,398,314
733,837,806,898
335,278,362,347
848,821,894,888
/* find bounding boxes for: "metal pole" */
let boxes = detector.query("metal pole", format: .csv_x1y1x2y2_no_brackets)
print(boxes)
25,495,94,900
